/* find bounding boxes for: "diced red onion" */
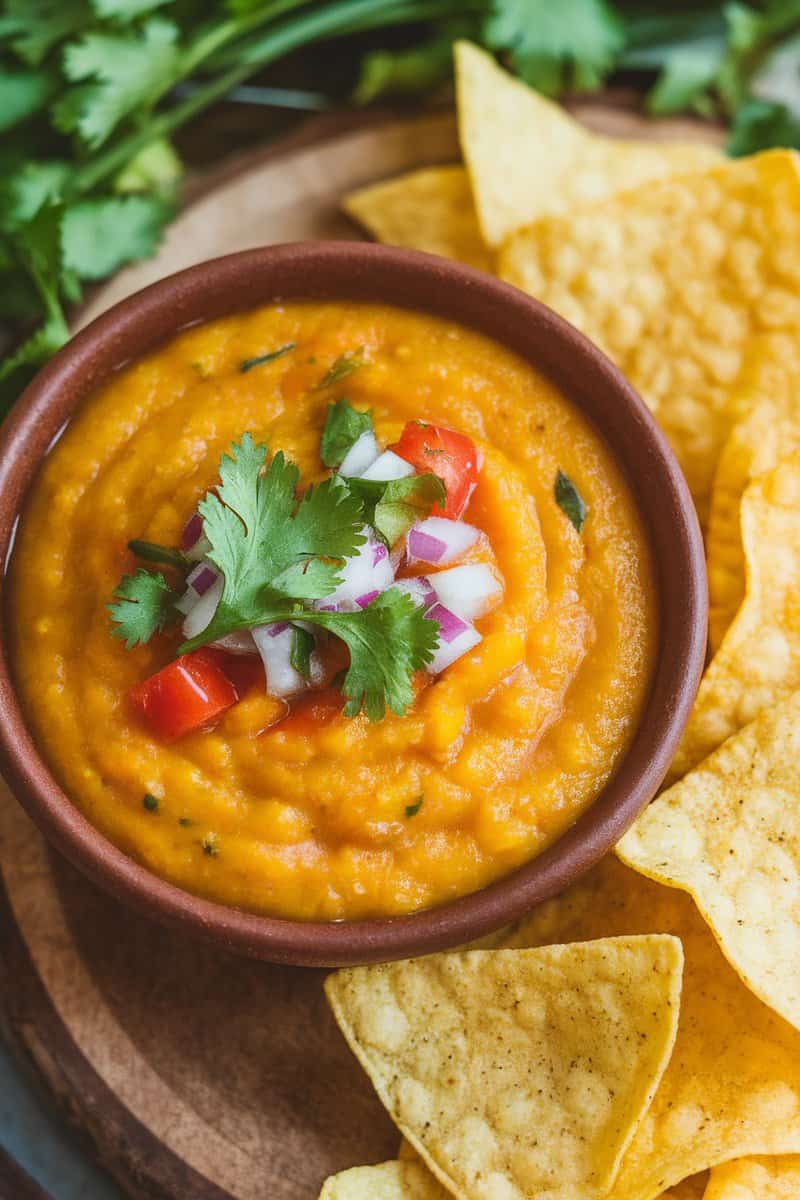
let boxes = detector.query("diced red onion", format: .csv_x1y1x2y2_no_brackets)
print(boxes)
317,527,395,611
190,564,217,597
393,576,437,610
427,602,470,644
356,589,379,608
266,621,290,637
360,450,415,481
372,541,388,566
212,631,257,655
429,564,503,621
181,512,203,551
425,603,482,675
339,431,380,477
407,518,480,567
181,575,224,640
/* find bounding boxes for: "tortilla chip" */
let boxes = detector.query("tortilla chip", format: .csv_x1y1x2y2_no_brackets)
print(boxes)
500,857,800,1199
620,690,800,1031
670,455,800,780
704,1155,800,1199
396,1142,705,1200
326,938,683,1200
343,166,493,272
707,332,800,652
499,150,800,519
318,1160,450,1199
455,41,721,249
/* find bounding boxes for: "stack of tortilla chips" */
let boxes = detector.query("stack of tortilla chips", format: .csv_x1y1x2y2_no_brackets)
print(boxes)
321,41,800,1200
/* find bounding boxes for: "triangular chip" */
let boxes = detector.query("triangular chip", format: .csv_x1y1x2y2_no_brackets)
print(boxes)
670,454,800,780
707,332,800,652
319,1160,450,1199
455,40,721,248
500,856,800,1197
620,690,800,1031
705,1155,800,1199
343,166,493,272
326,937,683,1200
500,149,800,519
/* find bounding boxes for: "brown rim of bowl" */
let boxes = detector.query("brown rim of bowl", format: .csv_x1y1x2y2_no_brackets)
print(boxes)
0,242,707,967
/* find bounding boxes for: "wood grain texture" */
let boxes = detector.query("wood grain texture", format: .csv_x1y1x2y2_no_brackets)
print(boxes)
0,105,721,1200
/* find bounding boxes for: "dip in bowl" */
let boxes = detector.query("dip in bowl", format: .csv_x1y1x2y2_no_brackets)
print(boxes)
0,243,706,964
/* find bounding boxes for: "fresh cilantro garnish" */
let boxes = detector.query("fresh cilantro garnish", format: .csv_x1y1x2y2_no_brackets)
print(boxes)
484,0,625,94
315,347,368,390
405,794,424,818
128,539,187,569
320,398,373,468
109,433,439,720
290,625,315,679
61,194,174,279
178,816,192,827
554,469,587,533
311,591,438,720
240,342,296,373
186,434,365,645
343,473,446,546
107,568,178,649
143,792,159,812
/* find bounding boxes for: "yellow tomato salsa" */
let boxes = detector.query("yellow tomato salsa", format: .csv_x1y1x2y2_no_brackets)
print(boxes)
9,302,656,920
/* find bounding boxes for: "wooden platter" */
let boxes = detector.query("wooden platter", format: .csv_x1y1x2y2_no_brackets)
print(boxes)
0,106,721,1200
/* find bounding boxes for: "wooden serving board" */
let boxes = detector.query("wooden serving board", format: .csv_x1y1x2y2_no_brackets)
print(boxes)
0,106,721,1200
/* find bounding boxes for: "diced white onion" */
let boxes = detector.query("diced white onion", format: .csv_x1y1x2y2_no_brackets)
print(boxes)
425,602,482,674
407,518,480,566
339,430,380,477
360,450,415,481
181,574,224,639
252,623,308,698
429,564,503,621
392,576,438,610
318,527,395,611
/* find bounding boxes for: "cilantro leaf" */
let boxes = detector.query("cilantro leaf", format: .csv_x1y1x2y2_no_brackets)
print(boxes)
555,469,587,533
483,0,625,95
728,96,800,154
0,68,57,133
193,434,365,641
290,625,314,679
0,0,92,67
107,568,177,649
405,795,424,817
320,398,373,468
315,347,368,391
92,0,175,17
646,43,723,116
0,161,69,230
312,590,438,720
343,473,446,546
54,17,181,149
62,193,174,279
354,34,456,105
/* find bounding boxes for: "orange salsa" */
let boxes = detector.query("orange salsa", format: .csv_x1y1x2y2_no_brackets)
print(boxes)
9,302,656,920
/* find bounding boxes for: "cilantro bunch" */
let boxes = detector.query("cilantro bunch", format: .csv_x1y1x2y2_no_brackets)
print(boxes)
4,0,800,414
109,430,441,720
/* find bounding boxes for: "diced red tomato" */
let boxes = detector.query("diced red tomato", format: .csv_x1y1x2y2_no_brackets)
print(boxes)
129,649,238,741
392,422,480,519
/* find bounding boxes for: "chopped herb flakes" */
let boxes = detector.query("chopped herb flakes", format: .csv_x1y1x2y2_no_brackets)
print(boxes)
240,343,296,373
202,833,219,857
178,817,192,827
143,793,159,813
405,795,424,818
315,347,368,390
128,539,187,570
555,469,587,533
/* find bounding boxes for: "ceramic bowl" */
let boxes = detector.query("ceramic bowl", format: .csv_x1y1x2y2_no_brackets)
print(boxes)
0,243,707,965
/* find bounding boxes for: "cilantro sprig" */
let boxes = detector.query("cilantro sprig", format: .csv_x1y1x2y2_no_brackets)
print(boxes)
344,472,445,546
109,433,439,720
320,397,373,467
